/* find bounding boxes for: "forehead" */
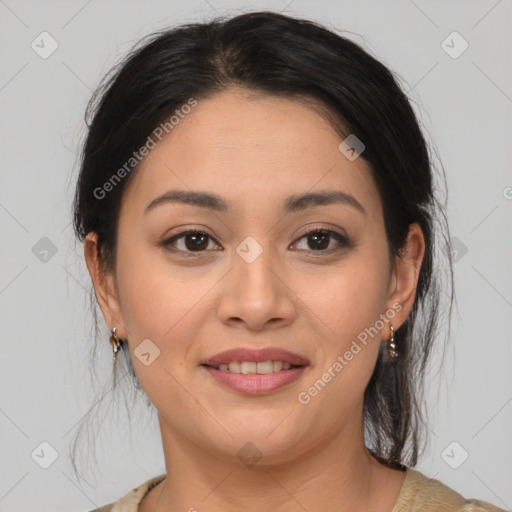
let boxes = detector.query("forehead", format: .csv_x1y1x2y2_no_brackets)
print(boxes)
120,88,381,218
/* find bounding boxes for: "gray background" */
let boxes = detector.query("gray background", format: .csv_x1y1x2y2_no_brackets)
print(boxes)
1,0,511,510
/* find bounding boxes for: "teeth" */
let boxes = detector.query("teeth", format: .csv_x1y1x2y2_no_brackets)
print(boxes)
273,361,283,372
240,361,257,374
215,360,298,374
256,361,274,374
228,362,241,373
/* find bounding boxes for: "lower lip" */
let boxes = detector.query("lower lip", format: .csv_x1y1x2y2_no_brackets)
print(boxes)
202,365,308,395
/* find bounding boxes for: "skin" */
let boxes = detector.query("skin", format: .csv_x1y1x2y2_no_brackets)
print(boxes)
85,87,425,512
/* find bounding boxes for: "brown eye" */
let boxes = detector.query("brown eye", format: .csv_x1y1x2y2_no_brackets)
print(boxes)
162,229,219,255
162,227,350,257
293,228,350,253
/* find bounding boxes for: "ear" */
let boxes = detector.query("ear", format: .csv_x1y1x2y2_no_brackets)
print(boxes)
84,232,128,340
383,223,425,338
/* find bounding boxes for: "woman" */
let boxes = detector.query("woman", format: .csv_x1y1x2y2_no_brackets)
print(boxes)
72,10,505,512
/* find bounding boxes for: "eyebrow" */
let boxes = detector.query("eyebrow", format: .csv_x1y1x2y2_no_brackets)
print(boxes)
144,189,366,215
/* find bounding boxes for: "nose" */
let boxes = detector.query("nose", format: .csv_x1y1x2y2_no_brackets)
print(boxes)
216,240,296,332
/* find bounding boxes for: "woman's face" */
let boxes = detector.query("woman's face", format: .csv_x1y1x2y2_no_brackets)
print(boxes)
86,88,423,464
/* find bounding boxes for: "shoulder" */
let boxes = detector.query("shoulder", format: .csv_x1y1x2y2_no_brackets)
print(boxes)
86,473,167,512
87,506,115,512
393,468,507,512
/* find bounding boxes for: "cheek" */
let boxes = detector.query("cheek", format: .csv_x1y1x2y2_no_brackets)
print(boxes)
301,256,389,342
114,249,212,407
295,253,389,394
115,243,212,355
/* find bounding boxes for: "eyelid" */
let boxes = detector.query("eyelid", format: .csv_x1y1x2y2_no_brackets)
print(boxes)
297,223,348,239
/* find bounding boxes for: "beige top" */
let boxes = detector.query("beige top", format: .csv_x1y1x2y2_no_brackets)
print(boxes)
88,468,506,511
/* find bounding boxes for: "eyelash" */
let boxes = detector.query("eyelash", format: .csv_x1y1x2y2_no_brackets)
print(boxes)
161,227,351,257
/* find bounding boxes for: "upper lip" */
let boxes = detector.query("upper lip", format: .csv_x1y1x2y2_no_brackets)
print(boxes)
202,348,309,366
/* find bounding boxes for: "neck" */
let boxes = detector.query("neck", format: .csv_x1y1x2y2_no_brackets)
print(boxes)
143,410,405,512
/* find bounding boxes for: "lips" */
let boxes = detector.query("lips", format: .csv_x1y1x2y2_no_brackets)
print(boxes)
201,347,309,367
201,347,309,395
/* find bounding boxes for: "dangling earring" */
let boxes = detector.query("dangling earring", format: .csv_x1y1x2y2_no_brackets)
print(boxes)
109,326,123,375
109,326,122,354
388,325,398,361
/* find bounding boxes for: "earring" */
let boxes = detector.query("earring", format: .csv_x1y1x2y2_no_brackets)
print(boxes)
109,326,124,384
388,325,398,360
109,326,123,358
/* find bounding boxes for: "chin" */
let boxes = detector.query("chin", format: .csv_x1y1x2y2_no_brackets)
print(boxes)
199,418,311,466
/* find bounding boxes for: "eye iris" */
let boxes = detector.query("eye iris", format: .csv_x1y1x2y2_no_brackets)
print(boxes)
185,232,208,251
309,232,330,250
